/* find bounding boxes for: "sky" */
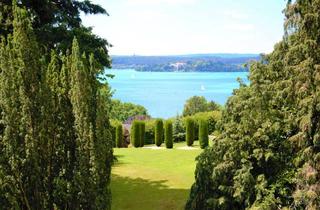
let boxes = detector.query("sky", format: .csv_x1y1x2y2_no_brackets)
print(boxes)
82,0,287,56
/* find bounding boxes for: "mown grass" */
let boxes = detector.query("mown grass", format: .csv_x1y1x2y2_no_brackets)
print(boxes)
111,141,203,210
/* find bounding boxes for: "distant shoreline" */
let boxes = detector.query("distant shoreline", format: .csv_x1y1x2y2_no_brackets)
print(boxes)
108,68,249,73
111,54,258,73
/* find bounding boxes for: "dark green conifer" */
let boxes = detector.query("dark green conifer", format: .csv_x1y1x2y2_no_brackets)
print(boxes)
155,119,164,147
131,121,141,148
186,1,320,209
198,119,209,149
186,118,195,146
139,121,146,147
0,5,113,209
116,124,123,148
165,121,173,149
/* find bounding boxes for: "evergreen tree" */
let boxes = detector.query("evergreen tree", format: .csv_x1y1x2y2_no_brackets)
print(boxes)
131,120,141,148
0,4,113,209
186,52,294,210
186,118,195,146
186,1,320,209
165,121,173,149
155,119,164,147
116,124,123,148
139,121,146,147
198,119,208,149
0,4,44,208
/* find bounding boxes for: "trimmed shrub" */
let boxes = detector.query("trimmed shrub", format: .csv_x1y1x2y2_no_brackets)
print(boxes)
131,120,140,147
186,118,195,146
110,119,122,147
199,119,209,149
116,124,123,148
155,119,164,147
192,111,222,134
139,121,146,147
145,120,155,144
194,120,199,141
165,120,173,149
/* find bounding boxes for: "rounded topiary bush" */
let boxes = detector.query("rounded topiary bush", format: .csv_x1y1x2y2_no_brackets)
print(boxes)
116,124,123,148
155,119,164,147
186,118,195,146
199,119,209,149
131,120,140,148
164,120,173,149
139,121,146,147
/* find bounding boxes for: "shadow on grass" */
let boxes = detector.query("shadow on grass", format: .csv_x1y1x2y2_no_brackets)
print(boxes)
112,155,128,167
111,174,190,210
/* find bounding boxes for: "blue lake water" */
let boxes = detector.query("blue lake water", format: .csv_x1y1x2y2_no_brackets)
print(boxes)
106,69,248,118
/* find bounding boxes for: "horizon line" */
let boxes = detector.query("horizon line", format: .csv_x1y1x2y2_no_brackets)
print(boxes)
110,52,262,57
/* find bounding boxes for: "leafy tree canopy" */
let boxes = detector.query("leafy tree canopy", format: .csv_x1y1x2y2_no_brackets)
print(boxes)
0,0,111,68
186,0,320,209
183,96,220,116
110,99,149,122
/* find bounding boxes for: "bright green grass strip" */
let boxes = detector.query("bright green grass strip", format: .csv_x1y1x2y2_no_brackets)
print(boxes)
111,142,202,210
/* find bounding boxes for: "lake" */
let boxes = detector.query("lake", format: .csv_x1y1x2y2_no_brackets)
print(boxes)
106,69,248,118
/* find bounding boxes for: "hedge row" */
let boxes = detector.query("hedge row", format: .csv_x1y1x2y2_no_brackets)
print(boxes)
127,117,210,148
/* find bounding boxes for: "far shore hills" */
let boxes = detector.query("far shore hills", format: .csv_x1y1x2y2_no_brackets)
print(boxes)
111,53,260,72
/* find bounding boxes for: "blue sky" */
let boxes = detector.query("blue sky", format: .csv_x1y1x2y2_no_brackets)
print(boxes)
82,0,287,56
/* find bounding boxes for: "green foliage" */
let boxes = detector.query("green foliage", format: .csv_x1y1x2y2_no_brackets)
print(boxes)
145,120,156,144
0,0,110,68
192,111,222,134
110,119,122,147
186,118,195,146
198,119,209,149
131,121,141,148
186,1,320,209
116,124,123,148
139,121,146,147
173,115,186,142
165,121,173,149
155,119,164,147
110,99,149,122
0,6,112,209
183,96,220,116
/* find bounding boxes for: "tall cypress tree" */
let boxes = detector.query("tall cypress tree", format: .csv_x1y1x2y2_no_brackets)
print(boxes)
155,119,164,147
0,4,44,208
0,4,113,209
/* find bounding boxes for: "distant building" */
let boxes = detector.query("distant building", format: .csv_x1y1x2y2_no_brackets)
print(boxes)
170,62,186,70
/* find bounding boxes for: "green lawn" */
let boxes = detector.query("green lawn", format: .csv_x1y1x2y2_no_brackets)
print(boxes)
111,141,203,210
